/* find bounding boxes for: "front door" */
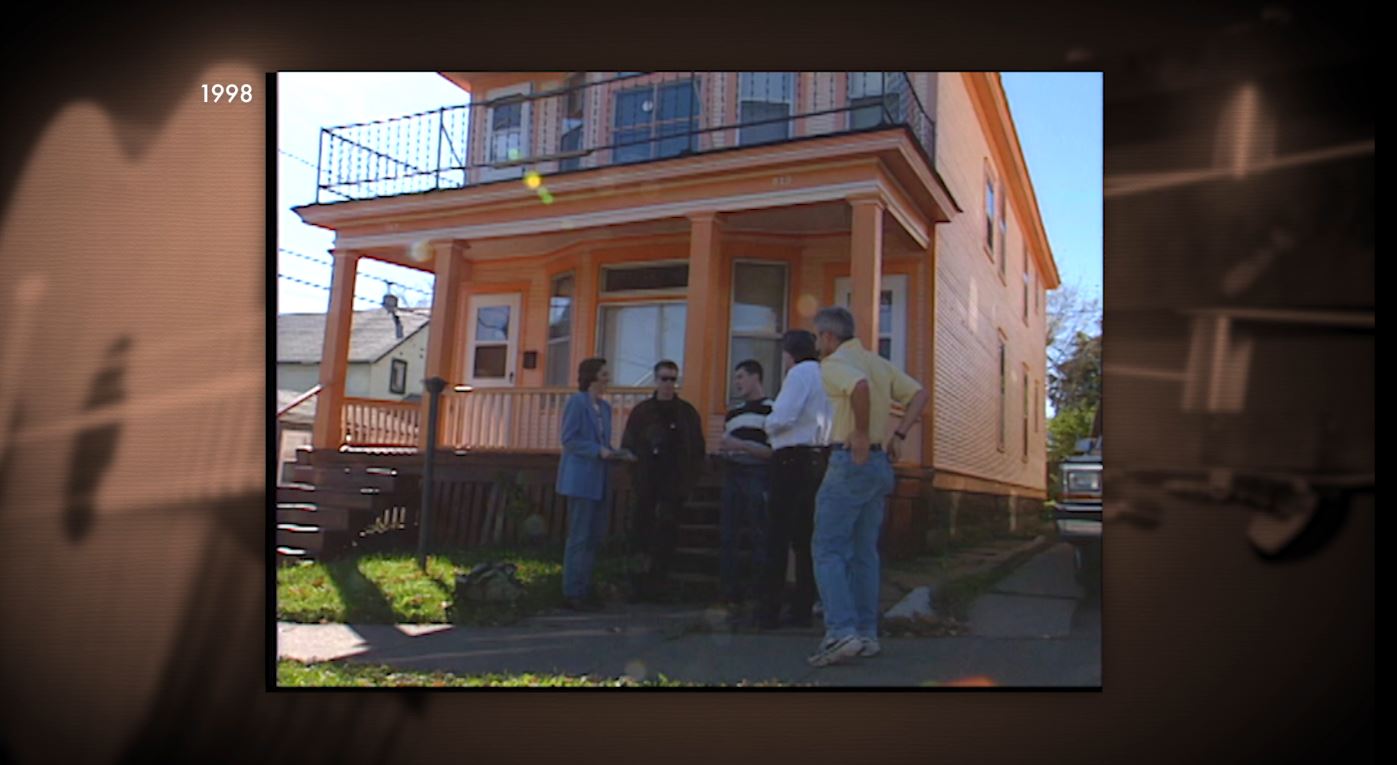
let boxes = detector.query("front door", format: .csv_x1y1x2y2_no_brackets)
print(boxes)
465,293,521,387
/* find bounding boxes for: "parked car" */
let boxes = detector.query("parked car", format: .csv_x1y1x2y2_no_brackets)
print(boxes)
1057,436,1102,588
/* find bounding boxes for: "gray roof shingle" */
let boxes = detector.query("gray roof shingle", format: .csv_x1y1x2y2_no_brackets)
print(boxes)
277,309,430,364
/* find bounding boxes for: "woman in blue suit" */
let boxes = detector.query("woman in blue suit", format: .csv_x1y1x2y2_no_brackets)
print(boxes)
557,357,615,610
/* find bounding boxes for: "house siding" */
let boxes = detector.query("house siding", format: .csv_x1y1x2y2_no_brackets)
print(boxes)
932,73,1047,494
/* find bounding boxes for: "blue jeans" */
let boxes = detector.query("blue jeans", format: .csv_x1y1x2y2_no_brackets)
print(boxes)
720,462,770,601
812,449,895,640
562,495,608,600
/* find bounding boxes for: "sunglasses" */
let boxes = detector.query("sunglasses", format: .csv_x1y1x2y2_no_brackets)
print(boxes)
657,375,678,383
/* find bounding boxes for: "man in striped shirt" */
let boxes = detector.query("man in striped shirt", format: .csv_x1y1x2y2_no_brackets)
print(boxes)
719,359,773,606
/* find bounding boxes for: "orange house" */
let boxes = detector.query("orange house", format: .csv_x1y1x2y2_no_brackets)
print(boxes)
288,71,1061,559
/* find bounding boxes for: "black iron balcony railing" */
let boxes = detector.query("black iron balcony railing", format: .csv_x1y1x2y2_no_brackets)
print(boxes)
312,72,937,204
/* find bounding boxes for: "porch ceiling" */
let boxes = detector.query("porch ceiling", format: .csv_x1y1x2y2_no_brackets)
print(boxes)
374,200,922,263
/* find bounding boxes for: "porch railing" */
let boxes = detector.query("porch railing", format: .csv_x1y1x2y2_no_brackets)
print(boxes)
343,397,423,447
314,72,936,203
441,386,652,452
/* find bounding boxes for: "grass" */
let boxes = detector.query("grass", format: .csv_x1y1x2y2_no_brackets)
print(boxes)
276,546,633,626
277,659,804,688
276,659,692,687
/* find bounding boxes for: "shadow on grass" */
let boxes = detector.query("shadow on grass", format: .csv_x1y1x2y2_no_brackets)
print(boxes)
281,544,654,626
323,557,398,623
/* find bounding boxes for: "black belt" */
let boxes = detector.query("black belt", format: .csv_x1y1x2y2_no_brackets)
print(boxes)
829,443,882,452
774,444,829,455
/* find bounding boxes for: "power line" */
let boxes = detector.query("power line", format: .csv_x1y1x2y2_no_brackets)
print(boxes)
278,148,319,172
277,247,435,298
277,273,381,307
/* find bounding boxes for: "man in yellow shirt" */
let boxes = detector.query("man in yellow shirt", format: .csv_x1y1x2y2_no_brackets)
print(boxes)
806,306,929,667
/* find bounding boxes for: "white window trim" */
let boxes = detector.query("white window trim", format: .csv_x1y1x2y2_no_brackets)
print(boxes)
482,82,532,182
835,273,908,372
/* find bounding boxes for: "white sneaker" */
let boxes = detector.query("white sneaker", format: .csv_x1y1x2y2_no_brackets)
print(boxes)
806,635,861,667
858,637,881,657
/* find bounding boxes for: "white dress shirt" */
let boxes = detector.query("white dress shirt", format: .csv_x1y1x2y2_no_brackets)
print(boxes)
764,360,833,450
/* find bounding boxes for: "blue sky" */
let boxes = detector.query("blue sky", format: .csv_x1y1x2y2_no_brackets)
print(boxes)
1001,72,1103,303
277,73,464,315
277,72,1102,314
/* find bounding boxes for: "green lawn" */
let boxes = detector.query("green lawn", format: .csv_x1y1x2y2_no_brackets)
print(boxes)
277,659,688,687
277,659,803,687
276,547,633,626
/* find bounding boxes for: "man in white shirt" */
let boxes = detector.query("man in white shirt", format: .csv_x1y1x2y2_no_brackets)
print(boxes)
756,330,833,629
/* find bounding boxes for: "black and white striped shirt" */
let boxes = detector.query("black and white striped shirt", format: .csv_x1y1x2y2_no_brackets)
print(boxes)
724,397,773,464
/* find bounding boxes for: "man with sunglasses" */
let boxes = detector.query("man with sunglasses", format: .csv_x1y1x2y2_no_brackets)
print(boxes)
621,360,706,602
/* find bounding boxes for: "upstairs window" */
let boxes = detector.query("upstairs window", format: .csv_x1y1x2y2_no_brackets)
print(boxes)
739,72,795,145
849,72,902,129
614,80,700,163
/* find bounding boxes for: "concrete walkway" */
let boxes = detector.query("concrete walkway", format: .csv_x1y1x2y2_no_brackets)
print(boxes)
278,542,1101,687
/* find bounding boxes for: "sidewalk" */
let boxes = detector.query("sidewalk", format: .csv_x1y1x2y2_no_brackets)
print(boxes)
277,536,1098,687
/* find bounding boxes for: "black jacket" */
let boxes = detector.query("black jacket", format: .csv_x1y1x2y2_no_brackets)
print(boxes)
621,394,706,496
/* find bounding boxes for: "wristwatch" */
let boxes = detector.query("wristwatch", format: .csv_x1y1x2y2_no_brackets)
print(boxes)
893,430,907,440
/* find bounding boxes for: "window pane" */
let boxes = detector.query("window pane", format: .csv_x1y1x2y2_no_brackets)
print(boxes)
614,90,651,128
731,263,785,334
601,304,658,386
878,337,892,360
614,128,652,163
660,304,687,375
545,339,571,387
657,82,698,119
549,276,573,339
848,72,885,98
475,306,510,341
740,72,793,101
473,346,508,378
850,98,884,130
656,121,696,158
391,359,407,393
492,102,521,130
879,289,893,332
559,120,583,171
492,130,522,163
602,264,688,292
739,101,791,144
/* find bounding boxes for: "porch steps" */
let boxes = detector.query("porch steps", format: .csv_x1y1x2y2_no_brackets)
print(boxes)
667,486,723,591
666,479,767,593
276,451,420,565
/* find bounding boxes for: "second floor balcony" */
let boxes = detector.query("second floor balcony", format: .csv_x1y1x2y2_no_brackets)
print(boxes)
312,71,938,204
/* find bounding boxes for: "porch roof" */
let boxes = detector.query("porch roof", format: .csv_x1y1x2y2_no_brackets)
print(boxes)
293,128,957,266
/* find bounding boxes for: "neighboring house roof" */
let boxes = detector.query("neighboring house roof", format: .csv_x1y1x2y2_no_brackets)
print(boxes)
276,388,318,426
277,309,430,364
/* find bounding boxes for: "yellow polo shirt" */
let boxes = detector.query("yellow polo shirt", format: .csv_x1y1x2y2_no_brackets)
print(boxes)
820,338,923,444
